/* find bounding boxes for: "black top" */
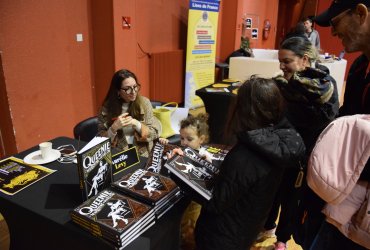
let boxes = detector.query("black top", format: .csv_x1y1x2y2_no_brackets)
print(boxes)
275,68,339,154
339,54,370,116
194,118,305,250
339,54,370,181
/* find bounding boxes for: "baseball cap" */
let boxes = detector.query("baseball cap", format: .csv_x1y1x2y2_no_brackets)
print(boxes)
315,0,370,27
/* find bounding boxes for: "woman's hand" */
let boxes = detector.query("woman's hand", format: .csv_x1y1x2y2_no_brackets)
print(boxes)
111,113,140,132
159,138,169,145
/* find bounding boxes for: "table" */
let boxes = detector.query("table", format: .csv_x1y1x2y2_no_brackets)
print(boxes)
0,137,188,250
196,86,236,144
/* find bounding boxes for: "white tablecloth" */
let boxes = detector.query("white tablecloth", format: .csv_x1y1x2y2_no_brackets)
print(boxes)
229,49,347,98
319,59,347,99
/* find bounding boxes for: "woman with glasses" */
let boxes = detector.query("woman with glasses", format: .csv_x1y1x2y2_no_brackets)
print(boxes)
97,69,161,157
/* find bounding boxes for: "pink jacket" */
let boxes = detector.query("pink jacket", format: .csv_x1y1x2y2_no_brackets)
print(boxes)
307,115,370,249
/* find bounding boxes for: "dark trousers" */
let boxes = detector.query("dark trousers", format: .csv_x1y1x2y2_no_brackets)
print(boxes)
264,170,301,243
310,220,367,250
294,183,326,249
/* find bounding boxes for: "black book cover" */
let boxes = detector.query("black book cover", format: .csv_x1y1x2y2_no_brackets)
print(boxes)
70,189,154,241
76,136,112,200
144,141,178,176
155,190,183,219
0,156,56,195
165,147,220,201
111,168,179,206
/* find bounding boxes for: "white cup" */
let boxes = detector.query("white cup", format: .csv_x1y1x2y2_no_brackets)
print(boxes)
39,142,53,159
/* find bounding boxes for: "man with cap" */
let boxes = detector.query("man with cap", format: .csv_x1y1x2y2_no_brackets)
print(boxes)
302,1,370,249
315,0,370,116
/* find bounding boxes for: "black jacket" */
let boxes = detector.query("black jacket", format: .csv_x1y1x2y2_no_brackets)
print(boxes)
340,54,370,116
275,68,339,153
194,118,305,250
339,54,370,180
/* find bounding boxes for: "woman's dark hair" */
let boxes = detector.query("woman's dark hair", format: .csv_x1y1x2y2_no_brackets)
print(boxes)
295,21,306,34
284,22,307,40
280,36,318,62
227,76,285,134
102,69,143,123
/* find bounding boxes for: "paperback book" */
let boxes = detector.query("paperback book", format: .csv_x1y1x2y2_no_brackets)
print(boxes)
0,156,56,195
165,147,221,201
144,141,178,176
70,188,155,248
111,168,182,218
112,168,179,206
77,136,112,200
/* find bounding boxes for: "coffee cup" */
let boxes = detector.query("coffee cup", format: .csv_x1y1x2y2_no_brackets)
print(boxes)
39,142,53,159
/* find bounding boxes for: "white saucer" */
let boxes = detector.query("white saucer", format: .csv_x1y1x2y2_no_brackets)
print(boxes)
24,149,61,165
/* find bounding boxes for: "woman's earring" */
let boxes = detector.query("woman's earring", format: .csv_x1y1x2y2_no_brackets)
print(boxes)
117,93,121,99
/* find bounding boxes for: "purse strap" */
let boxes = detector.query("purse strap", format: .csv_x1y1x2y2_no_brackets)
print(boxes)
162,102,178,112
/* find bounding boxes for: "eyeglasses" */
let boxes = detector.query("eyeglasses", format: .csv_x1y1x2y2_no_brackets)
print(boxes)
120,85,140,94
329,9,351,30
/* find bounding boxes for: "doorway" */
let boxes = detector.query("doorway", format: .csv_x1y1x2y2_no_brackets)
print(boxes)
275,0,319,48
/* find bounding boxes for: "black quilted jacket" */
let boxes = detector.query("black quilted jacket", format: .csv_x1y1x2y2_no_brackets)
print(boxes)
194,118,306,250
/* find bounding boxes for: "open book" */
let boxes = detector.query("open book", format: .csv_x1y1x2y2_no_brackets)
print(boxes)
164,147,221,201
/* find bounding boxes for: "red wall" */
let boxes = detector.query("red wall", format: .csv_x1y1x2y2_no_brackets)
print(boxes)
0,0,95,152
217,0,279,63
241,0,279,49
216,0,238,63
112,0,189,99
0,0,189,154
91,0,189,112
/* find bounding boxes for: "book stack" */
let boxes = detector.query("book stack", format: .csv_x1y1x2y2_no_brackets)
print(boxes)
70,188,155,249
144,141,178,176
165,147,222,201
112,168,182,218
76,136,113,200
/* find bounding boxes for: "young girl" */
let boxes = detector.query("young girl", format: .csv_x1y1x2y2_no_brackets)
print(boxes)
194,76,306,250
97,69,161,157
160,113,211,249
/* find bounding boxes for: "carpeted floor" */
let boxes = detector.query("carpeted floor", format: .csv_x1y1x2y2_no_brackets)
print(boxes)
251,236,303,250
0,214,10,250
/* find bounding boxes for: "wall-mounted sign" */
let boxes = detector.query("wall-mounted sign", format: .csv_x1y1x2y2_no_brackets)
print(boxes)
251,28,258,39
245,18,252,29
122,16,131,29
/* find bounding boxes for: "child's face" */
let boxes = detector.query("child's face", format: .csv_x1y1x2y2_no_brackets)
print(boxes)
180,126,205,150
